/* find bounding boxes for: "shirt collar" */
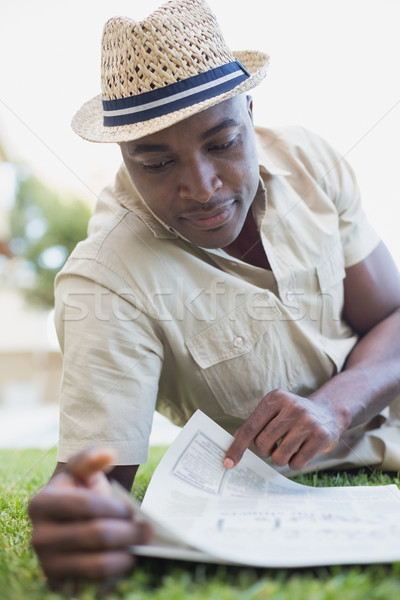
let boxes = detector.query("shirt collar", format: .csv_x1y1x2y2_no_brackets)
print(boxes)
254,128,291,177
115,163,178,239
259,159,291,178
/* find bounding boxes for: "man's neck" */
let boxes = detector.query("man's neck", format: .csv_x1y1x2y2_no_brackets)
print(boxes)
223,209,271,270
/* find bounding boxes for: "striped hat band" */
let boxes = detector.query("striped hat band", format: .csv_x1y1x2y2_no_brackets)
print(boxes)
102,60,250,127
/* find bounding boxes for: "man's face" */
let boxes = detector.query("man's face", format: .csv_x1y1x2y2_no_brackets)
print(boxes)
120,95,260,249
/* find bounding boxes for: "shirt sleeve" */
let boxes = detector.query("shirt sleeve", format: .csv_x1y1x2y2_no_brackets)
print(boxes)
54,273,164,465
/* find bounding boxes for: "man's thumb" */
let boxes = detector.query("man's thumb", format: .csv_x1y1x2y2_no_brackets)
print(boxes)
65,446,117,485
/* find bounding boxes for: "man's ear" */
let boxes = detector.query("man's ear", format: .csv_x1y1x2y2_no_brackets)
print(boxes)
246,95,254,123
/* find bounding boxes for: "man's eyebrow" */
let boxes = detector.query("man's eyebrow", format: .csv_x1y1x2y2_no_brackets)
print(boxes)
200,118,240,141
128,118,239,155
129,143,170,156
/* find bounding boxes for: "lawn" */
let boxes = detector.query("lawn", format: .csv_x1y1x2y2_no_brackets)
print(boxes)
1,447,400,600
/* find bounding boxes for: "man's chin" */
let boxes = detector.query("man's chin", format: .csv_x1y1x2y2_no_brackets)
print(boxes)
193,230,240,250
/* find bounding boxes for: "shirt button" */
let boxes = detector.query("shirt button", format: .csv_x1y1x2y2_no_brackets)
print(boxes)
230,261,238,268
233,336,244,348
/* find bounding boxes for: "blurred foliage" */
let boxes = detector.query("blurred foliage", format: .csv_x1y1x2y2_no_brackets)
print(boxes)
9,170,91,308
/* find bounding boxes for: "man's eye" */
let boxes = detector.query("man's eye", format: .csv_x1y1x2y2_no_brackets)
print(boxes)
143,160,172,172
209,136,238,152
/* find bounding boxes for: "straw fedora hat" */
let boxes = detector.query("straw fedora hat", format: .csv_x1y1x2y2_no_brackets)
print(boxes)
72,0,269,143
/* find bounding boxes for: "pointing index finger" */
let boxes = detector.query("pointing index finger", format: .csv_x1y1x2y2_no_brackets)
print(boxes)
223,416,265,469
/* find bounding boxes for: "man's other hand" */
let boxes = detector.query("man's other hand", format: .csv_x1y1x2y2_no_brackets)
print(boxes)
28,447,152,589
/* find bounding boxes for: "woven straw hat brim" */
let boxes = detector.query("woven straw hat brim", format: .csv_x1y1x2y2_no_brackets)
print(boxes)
71,50,269,144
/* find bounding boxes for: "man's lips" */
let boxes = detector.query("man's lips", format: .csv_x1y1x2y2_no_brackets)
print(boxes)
180,202,235,229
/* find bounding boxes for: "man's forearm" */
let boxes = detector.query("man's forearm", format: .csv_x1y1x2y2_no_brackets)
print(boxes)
311,308,400,433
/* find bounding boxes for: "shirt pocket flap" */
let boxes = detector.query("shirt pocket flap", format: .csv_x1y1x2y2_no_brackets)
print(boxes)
186,300,280,369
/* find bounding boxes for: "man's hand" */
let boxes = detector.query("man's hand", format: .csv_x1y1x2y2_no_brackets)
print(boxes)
28,447,152,588
224,389,342,471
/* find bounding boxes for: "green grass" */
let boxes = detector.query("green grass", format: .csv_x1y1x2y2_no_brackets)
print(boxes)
1,448,400,599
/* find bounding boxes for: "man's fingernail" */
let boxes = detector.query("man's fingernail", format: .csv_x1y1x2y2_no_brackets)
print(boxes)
224,458,234,469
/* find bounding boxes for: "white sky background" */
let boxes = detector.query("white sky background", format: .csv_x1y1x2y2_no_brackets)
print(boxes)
1,0,400,264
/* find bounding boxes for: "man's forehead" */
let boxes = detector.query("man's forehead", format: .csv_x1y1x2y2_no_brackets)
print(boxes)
124,95,248,149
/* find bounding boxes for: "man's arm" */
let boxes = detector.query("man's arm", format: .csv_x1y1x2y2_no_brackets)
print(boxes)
224,241,400,471
30,274,163,586
28,449,151,588
313,241,400,428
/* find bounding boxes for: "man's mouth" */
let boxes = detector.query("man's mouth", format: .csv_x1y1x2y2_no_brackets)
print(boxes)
180,202,235,229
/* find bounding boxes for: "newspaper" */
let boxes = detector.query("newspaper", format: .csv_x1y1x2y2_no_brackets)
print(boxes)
116,410,400,567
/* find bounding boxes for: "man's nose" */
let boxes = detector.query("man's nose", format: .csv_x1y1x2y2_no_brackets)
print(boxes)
178,157,222,203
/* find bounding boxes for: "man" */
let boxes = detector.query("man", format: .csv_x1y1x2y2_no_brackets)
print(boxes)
29,0,400,586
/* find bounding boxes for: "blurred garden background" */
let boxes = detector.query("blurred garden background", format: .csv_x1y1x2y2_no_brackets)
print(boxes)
0,0,400,450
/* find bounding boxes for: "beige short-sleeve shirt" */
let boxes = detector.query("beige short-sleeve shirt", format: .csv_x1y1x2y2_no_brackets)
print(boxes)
55,125,381,465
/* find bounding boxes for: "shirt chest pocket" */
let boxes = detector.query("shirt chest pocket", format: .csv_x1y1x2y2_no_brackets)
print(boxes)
185,299,301,419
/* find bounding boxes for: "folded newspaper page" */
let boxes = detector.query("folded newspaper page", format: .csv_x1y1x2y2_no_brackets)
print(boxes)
120,410,400,567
